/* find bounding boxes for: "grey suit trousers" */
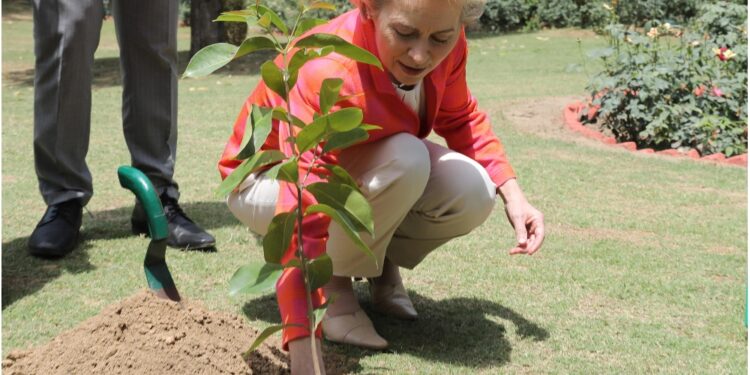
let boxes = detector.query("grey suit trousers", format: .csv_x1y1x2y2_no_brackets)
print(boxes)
32,0,179,206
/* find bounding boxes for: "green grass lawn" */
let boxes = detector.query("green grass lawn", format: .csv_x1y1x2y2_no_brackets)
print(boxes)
2,4,747,374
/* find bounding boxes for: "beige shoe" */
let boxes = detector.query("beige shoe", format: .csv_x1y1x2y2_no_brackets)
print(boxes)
322,310,388,350
370,281,418,320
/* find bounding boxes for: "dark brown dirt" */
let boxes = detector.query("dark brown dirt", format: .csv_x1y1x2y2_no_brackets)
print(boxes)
2,291,355,374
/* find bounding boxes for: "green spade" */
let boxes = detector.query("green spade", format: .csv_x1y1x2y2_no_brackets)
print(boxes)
117,166,181,301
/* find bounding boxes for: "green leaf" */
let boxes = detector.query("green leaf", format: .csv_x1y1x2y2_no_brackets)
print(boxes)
306,182,373,235
228,262,283,295
320,78,344,115
307,1,336,12
262,212,296,264
220,9,255,16
183,37,277,78
272,107,306,128
236,105,273,160
295,33,383,70
287,46,335,87
323,127,369,152
265,159,299,183
235,36,277,60
295,115,329,153
247,324,301,352
308,253,333,290
360,123,382,131
215,14,249,22
313,306,328,330
183,43,238,78
306,204,376,262
320,165,361,193
327,107,363,132
216,150,286,197
257,12,272,29
312,295,336,330
218,9,259,29
295,108,363,152
294,18,328,37
283,258,303,269
261,61,287,100
255,5,289,35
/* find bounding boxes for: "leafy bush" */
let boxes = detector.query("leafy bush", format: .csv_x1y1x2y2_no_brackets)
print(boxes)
480,0,537,32
584,2,748,156
535,0,579,28
477,0,748,33
614,0,695,27
263,0,352,21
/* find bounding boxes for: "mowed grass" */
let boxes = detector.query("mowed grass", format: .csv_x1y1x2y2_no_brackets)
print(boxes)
2,3,747,373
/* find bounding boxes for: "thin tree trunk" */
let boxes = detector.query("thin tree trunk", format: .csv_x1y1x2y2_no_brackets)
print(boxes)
190,0,225,57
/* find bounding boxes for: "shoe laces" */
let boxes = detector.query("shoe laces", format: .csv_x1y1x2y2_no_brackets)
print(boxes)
47,200,81,223
160,194,192,223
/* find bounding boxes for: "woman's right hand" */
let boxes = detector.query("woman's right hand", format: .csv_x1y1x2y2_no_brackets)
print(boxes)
288,337,326,375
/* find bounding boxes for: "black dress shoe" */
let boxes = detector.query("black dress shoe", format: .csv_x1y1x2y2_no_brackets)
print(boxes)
28,200,82,258
131,193,216,250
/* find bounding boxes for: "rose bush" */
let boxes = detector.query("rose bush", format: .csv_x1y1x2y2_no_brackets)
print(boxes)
583,1,747,157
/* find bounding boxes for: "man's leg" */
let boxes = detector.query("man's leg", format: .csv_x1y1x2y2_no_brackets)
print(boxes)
112,0,214,249
29,0,104,257
112,0,178,196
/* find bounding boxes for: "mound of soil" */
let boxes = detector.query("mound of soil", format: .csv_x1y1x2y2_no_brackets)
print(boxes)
2,291,354,374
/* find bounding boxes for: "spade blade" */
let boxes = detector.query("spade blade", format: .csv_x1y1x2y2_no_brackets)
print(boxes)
145,239,181,301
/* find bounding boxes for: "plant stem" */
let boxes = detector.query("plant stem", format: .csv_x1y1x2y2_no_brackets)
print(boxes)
281,30,322,375
296,189,322,375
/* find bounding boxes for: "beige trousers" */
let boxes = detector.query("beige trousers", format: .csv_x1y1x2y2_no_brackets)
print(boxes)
227,133,497,277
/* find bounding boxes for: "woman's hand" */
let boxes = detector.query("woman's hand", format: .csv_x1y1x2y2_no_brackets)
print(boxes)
497,179,545,255
289,337,326,375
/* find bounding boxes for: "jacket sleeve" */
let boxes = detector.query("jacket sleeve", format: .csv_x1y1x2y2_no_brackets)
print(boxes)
432,35,516,188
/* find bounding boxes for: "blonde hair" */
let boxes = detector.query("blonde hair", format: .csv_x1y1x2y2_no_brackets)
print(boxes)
353,0,487,25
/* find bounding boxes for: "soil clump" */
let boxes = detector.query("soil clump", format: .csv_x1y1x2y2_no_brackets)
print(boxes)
3,291,354,374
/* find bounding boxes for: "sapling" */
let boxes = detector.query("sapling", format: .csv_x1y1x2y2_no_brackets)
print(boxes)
184,2,382,374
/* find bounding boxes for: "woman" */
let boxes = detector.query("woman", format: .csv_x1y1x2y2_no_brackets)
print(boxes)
219,0,545,372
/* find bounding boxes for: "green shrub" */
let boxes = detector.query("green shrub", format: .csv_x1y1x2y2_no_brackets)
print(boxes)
534,0,610,29
479,0,537,32
476,0,748,33
536,0,578,28
584,2,748,156
262,0,352,21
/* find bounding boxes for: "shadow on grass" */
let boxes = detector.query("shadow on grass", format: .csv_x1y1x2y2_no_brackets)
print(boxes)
1,200,240,309
78,200,240,242
2,0,31,20
241,287,549,371
2,237,95,309
4,49,277,88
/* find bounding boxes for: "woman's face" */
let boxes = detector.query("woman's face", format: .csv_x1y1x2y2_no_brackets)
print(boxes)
365,0,463,86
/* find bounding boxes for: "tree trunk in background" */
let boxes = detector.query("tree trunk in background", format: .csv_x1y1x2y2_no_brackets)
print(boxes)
190,0,225,57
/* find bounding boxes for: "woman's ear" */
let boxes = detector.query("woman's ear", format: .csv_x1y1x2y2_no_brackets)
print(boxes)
356,0,374,21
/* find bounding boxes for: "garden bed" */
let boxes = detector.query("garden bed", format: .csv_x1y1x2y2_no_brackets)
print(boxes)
2,291,354,374
565,101,748,167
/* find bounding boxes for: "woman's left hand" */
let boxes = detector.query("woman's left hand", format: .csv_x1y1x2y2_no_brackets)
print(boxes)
497,179,545,255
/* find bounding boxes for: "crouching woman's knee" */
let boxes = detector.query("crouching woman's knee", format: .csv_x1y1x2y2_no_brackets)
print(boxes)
356,133,431,201
438,160,497,236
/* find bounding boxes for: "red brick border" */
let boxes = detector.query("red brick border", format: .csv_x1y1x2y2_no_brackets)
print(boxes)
563,102,748,168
